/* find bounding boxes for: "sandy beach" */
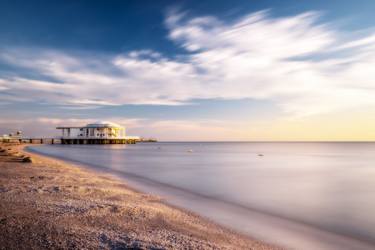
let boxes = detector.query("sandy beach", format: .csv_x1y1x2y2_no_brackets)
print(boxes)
0,143,278,250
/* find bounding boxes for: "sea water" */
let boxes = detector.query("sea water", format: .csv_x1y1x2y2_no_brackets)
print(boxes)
28,142,375,249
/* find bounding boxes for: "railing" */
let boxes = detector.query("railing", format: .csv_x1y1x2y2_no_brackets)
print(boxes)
6,138,62,144
60,136,128,139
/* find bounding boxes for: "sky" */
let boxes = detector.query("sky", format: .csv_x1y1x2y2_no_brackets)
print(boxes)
1,0,375,141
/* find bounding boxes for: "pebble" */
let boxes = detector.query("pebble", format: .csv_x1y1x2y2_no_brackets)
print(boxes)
22,156,33,163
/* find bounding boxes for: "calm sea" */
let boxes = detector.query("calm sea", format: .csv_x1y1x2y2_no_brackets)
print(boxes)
28,142,375,249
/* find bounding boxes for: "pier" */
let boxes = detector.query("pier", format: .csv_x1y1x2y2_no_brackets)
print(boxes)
19,138,60,144
61,138,136,144
1,121,155,145
2,138,139,145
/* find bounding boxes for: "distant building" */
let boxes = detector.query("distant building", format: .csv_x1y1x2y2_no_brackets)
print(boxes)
0,131,22,142
56,121,140,144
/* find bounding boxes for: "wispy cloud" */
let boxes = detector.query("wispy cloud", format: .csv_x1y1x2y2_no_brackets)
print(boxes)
1,9,375,118
0,116,242,141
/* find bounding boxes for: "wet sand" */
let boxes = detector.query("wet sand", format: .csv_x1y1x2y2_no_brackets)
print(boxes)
0,143,278,250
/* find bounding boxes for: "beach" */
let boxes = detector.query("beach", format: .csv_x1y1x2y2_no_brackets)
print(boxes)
22,142,375,250
0,143,277,250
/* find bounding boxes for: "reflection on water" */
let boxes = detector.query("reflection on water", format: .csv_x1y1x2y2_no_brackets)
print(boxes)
28,142,375,249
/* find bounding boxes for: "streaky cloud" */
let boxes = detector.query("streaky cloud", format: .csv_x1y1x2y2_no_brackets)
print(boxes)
0,9,375,118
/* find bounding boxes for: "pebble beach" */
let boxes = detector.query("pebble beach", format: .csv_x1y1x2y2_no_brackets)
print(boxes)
0,143,278,250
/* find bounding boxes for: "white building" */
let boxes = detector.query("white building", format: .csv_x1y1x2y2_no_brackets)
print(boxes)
57,121,139,144
0,131,22,142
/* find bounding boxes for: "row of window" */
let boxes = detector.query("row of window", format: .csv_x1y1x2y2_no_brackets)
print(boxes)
77,133,119,137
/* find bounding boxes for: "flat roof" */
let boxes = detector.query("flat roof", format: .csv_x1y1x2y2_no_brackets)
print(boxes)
56,127,82,129
56,126,124,129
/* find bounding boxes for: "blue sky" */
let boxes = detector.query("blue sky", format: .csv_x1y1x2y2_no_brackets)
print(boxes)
1,0,375,140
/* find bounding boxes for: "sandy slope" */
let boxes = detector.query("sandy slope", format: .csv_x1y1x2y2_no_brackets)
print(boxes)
0,143,279,250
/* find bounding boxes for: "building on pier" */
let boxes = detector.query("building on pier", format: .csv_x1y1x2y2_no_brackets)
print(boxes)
56,121,140,144
0,131,22,143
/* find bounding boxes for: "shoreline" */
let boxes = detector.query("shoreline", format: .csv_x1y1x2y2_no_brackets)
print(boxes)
0,143,278,249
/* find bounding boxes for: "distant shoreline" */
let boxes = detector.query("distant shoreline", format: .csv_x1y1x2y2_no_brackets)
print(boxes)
0,142,277,249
